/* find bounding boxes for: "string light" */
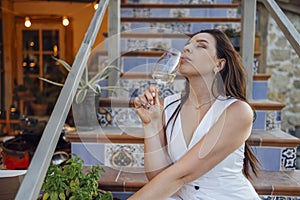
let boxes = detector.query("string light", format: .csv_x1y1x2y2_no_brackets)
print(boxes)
62,16,69,26
24,17,31,28
94,1,99,10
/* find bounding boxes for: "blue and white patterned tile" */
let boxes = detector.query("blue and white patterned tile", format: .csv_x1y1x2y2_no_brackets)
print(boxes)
266,111,281,131
121,9,133,17
281,148,297,170
170,9,190,17
253,58,259,74
260,196,300,200
111,108,142,128
104,144,144,167
126,39,149,51
133,8,151,17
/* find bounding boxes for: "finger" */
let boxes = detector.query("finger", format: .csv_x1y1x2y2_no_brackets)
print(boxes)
154,87,160,105
133,97,141,109
149,85,158,105
144,90,154,105
139,95,151,108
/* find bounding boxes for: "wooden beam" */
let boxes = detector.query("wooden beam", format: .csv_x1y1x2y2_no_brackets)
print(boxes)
261,0,300,56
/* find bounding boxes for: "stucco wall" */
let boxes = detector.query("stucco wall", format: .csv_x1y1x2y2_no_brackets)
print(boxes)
266,12,300,131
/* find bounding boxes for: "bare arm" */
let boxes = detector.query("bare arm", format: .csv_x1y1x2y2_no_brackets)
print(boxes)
129,100,254,200
134,86,172,180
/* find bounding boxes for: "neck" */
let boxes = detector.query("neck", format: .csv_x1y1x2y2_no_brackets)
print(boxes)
186,76,217,109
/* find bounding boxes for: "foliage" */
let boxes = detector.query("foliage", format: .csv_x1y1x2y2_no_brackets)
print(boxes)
42,153,113,200
224,28,241,38
39,57,120,104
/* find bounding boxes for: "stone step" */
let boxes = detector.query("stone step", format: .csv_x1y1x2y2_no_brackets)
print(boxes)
121,3,240,9
95,98,285,112
121,17,241,23
250,99,285,111
96,50,262,60
102,32,193,38
95,166,300,197
119,72,270,81
253,74,271,81
67,127,299,148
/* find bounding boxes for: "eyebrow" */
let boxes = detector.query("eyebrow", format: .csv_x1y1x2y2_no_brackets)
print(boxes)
195,39,209,44
185,39,209,46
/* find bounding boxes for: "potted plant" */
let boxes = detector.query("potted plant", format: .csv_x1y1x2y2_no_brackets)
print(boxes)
41,153,113,200
13,78,31,101
39,57,122,131
39,57,119,104
224,28,241,51
30,89,49,116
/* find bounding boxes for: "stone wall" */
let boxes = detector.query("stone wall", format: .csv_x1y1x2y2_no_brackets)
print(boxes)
266,12,300,131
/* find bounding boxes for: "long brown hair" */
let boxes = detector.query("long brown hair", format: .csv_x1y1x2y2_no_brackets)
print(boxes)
164,29,260,179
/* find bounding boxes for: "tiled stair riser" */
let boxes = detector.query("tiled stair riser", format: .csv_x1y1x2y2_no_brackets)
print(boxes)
122,8,232,18
253,110,281,131
260,196,300,200
252,147,296,171
252,109,289,173
253,81,268,100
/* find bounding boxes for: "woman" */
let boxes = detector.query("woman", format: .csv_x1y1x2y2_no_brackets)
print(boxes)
131,29,260,199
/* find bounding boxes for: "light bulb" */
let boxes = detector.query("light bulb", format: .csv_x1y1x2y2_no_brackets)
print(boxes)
94,3,98,10
24,17,31,28
62,16,69,26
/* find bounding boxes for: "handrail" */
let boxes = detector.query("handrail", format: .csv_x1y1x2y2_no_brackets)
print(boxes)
241,0,257,99
15,0,111,199
259,0,300,55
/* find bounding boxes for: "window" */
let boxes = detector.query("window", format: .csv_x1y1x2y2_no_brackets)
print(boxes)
16,23,66,115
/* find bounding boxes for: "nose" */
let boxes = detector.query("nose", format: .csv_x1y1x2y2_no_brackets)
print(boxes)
183,43,192,53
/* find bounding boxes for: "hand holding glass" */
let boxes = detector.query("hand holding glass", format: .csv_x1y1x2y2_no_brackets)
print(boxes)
152,48,181,84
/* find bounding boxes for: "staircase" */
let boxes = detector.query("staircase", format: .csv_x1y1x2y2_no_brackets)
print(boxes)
66,0,300,199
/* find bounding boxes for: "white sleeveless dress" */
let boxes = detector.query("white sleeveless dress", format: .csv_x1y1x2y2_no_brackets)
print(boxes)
164,93,260,200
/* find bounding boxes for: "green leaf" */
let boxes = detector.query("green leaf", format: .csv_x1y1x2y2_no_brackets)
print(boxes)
88,65,119,85
75,89,88,104
58,192,66,200
38,77,64,87
50,192,58,200
42,192,50,200
99,191,113,200
52,56,72,72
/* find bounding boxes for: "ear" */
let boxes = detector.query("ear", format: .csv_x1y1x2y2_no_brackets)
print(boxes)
215,58,226,73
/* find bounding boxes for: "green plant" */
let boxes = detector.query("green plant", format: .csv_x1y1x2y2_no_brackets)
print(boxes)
39,57,120,104
42,153,113,200
224,28,240,38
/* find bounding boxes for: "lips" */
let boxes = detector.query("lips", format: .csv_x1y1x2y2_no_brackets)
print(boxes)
180,56,191,62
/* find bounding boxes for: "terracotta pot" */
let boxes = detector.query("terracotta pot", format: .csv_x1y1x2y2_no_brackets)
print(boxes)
2,137,33,170
31,103,48,116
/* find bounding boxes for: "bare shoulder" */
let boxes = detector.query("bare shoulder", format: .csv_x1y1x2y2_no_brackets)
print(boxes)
227,100,254,124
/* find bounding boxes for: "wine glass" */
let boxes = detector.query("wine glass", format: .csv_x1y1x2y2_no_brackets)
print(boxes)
152,48,181,84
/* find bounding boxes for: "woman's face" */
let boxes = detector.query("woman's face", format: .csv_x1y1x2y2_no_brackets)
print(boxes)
179,32,219,77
